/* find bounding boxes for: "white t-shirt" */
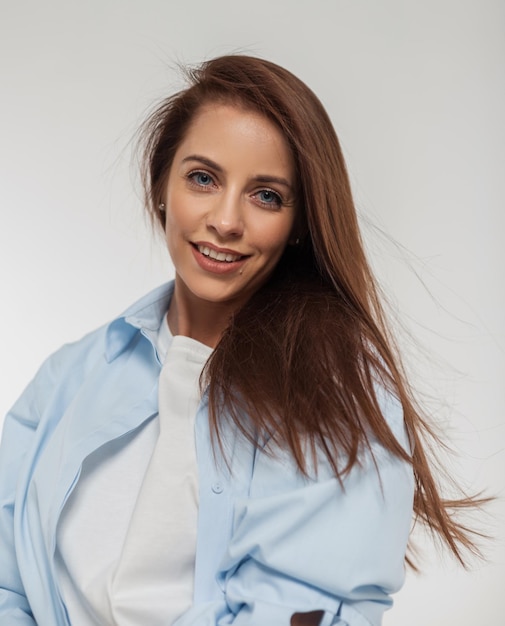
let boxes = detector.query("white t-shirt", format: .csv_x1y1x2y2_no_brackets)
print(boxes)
55,316,212,625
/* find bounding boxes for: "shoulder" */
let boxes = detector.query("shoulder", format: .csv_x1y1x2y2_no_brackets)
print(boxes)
43,281,173,374
4,325,107,432
8,282,174,429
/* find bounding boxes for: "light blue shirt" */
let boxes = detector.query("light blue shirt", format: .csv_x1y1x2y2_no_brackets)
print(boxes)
0,282,414,626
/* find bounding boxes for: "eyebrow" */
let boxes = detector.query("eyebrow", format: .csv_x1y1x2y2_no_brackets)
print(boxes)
181,154,293,192
182,154,223,172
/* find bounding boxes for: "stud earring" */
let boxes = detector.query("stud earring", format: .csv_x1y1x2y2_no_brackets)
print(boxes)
159,203,165,211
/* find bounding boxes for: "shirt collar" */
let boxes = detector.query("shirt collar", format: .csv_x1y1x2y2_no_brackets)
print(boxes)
104,281,174,363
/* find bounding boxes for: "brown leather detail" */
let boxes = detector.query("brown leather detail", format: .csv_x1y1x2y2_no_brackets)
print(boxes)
291,610,325,626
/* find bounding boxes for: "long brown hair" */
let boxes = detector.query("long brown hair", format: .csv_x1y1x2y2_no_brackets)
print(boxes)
139,54,483,566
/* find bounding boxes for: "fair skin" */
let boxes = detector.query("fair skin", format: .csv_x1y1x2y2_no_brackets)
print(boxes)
162,103,297,347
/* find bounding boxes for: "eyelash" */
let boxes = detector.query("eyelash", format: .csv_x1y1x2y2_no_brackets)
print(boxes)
186,170,284,209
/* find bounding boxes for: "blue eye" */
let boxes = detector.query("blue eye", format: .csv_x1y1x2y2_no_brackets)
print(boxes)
256,189,282,207
189,171,214,187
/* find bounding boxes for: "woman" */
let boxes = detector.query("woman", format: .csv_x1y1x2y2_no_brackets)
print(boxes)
0,55,479,625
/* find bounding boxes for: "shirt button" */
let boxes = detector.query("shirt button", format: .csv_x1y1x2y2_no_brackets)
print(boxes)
211,482,224,494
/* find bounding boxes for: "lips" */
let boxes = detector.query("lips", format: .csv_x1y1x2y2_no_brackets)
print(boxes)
191,242,249,274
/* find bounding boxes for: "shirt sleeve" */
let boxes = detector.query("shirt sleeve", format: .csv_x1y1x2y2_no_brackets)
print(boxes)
0,341,85,625
176,394,414,626
0,371,41,625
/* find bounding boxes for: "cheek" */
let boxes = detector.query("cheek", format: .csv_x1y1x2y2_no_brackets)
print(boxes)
163,206,186,259
256,218,295,255
164,196,189,236
163,181,186,224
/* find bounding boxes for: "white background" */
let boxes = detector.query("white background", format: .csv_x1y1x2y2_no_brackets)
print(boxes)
0,0,503,623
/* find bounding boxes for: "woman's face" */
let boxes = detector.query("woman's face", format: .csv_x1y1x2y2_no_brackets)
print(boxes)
162,102,296,313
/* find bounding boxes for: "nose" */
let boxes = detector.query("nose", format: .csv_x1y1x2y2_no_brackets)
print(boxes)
206,189,244,239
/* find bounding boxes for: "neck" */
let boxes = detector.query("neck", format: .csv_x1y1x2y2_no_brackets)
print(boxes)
167,277,236,348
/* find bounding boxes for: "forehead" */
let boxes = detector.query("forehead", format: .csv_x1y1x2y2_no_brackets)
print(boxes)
175,103,294,175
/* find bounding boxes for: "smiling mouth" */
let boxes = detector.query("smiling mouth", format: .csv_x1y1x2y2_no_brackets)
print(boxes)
196,244,246,263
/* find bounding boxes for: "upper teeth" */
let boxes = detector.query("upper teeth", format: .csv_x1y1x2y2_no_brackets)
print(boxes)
198,245,241,263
